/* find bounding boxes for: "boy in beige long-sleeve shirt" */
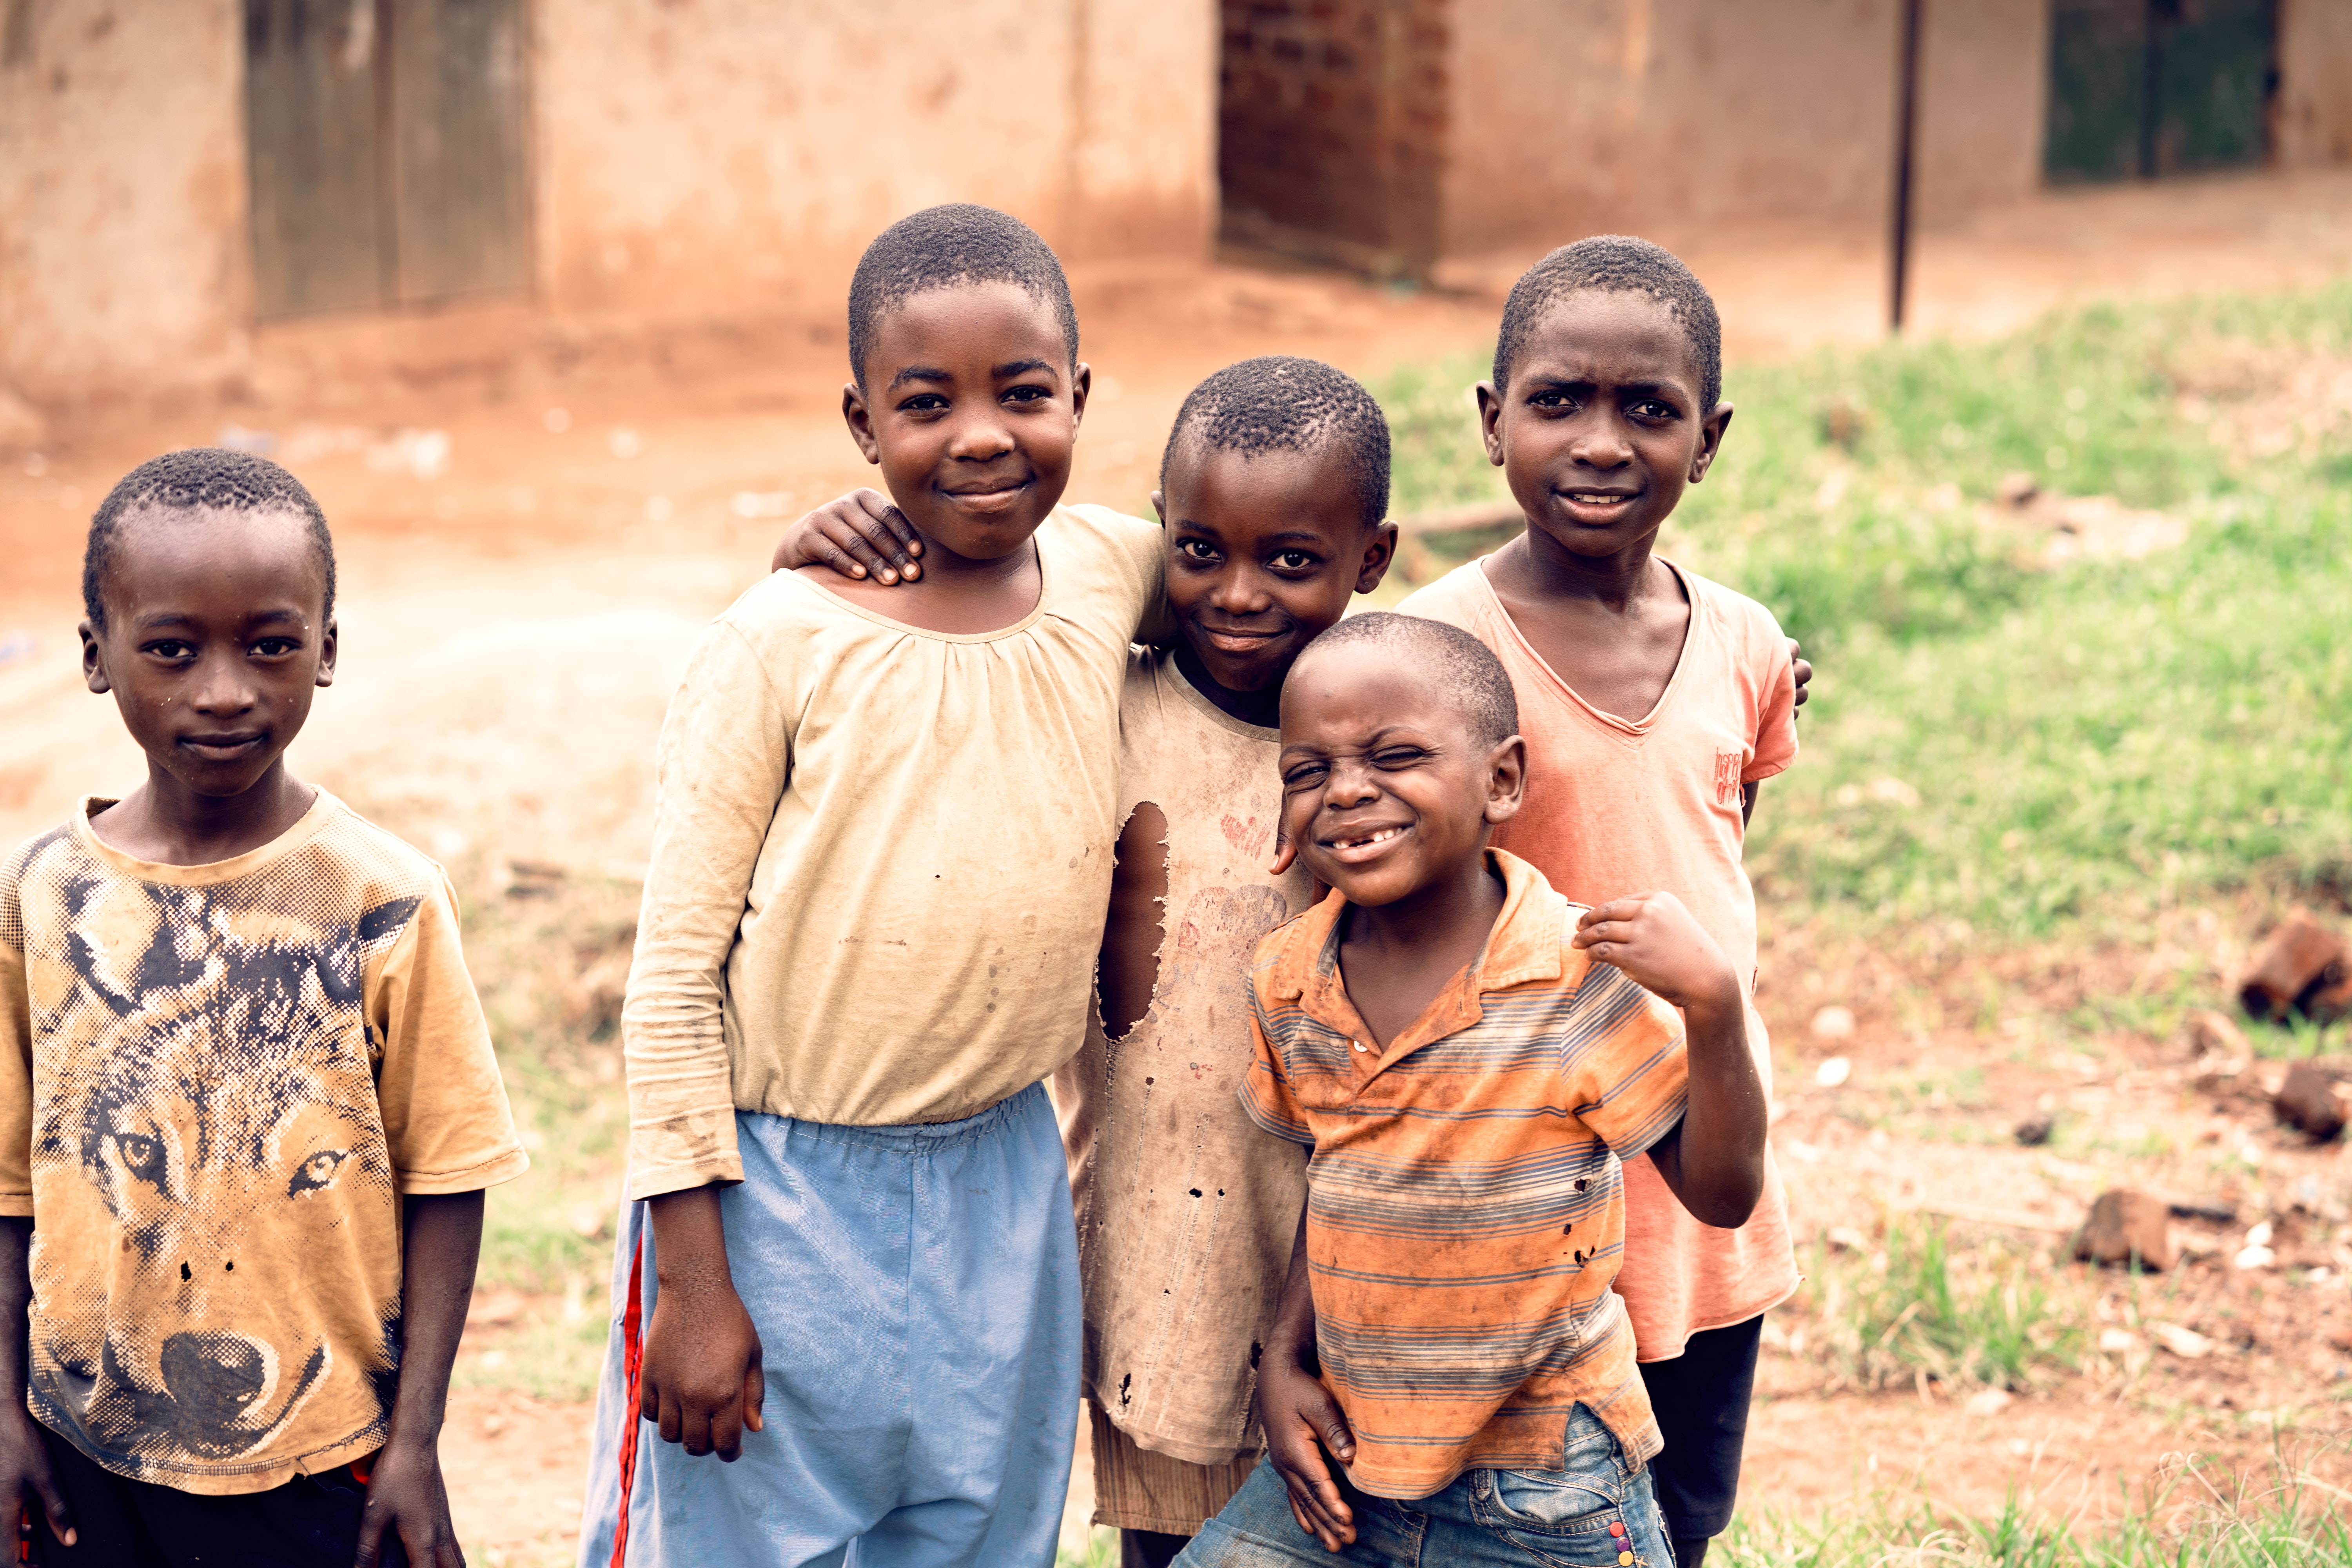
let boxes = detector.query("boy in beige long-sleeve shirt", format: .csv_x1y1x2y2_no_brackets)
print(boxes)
577,205,1163,1568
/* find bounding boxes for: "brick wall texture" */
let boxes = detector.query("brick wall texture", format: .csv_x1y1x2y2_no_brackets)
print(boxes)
1218,0,1449,275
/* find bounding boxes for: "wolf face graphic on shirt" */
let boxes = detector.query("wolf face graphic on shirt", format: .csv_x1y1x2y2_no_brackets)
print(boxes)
25,866,410,1479
0,800,525,1492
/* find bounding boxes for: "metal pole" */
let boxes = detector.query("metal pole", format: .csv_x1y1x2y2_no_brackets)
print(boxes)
1889,0,1922,332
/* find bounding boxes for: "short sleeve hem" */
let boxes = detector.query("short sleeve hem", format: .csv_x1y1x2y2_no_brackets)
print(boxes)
396,1146,531,1196
0,1194,30,1219
625,1155,748,1202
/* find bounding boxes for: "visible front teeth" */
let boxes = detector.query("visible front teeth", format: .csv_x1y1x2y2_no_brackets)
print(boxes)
1337,827,1403,849
1569,492,1628,504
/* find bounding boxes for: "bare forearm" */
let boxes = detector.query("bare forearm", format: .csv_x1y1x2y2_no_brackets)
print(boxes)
646,1186,737,1296
0,1219,29,1402
1655,993,1767,1227
1269,1212,1315,1355
387,1192,484,1448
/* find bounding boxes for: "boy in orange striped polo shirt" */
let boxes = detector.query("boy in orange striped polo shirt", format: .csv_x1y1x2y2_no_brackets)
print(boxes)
1177,612,1766,1568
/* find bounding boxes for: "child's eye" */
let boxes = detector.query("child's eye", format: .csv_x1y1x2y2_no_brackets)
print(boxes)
1269,550,1319,573
1176,539,1221,563
1282,762,1329,788
898,393,949,414
252,637,300,657
1630,398,1677,421
1529,390,1579,411
143,640,195,661
1371,747,1427,768
1003,384,1053,405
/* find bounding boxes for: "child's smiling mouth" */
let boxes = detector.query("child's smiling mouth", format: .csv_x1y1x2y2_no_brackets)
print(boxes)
1558,487,1641,519
1321,822,1410,864
940,478,1032,516
1194,622,1287,655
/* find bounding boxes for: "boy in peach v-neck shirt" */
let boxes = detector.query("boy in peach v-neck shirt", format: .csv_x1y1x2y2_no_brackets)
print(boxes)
1399,236,1807,1568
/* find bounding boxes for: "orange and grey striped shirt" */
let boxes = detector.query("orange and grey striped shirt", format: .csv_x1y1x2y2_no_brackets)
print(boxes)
1239,849,1689,1500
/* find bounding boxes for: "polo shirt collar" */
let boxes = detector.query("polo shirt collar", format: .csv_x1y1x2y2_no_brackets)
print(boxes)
1264,849,1564,1053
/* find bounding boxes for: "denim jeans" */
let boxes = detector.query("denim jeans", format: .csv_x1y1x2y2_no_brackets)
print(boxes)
1174,1405,1674,1567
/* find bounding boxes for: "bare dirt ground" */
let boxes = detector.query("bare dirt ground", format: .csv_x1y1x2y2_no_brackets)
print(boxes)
4,168,2350,1564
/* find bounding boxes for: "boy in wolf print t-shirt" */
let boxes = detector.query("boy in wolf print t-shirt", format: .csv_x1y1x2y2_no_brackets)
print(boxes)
0,451,527,1566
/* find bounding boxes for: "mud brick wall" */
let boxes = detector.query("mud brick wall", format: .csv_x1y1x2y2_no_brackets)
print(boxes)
1218,0,1449,277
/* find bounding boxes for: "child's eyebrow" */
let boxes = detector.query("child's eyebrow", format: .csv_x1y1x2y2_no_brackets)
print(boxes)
992,357,1054,379
886,364,952,391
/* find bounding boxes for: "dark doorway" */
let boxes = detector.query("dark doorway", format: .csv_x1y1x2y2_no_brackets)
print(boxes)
245,0,529,319
1216,0,1446,280
2045,0,2278,185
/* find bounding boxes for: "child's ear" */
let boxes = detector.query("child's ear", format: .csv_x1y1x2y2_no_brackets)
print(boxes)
1475,382,1506,467
1355,521,1399,595
841,380,882,465
315,615,338,690
1151,490,1167,526
1484,734,1528,824
78,620,110,695
1689,401,1735,484
1069,361,1092,430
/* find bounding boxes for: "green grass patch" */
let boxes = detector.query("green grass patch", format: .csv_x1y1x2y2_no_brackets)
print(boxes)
1795,1219,2081,1393
1719,1452,2352,1566
1372,282,2352,947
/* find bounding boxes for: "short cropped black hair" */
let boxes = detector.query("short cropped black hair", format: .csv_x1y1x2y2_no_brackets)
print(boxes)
83,448,336,631
1161,356,1392,529
1492,235,1722,413
1290,611,1519,750
846,204,1079,391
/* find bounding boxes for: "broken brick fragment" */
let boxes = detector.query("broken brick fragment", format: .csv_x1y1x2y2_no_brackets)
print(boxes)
2072,1189,2177,1271
2239,908,2350,1022
2274,1062,2347,1142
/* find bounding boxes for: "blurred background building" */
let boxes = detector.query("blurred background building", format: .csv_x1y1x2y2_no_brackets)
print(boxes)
2,0,2347,402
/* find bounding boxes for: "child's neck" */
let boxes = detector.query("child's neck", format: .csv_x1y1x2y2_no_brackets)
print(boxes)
1338,849,1506,1050
90,759,318,868
1493,521,1670,609
1172,638,1281,729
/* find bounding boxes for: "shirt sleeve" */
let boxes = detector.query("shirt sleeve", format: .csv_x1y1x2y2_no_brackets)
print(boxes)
0,874,31,1219
1237,994,1314,1147
1558,959,1689,1163
622,616,791,1199
1073,503,1172,646
370,873,530,1195
1743,604,1799,784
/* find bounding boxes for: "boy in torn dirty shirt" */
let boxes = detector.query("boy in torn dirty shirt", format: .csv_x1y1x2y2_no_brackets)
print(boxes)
0,450,527,1567
1053,359,1397,1568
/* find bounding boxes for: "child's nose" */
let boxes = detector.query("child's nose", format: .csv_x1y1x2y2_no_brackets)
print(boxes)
189,653,257,713
945,407,1016,461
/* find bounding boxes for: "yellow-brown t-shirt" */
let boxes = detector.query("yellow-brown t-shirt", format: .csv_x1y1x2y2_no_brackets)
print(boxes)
0,794,529,1495
1240,851,1688,1499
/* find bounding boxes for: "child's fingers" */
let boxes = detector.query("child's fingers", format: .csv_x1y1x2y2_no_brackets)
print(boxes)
852,492,925,565
743,1363,766,1433
31,1466,74,1548
1575,896,1649,932
709,1399,743,1463
350,1507,390,1568
1570,916,1642,952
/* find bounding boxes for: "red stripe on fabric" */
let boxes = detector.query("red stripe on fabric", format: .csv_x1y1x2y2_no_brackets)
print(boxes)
609,1225,646,1568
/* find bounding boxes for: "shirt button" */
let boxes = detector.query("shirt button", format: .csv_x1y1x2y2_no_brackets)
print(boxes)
1610,1523,1626,1539
1619,1555,1634,1566
1351,1040,1367,1053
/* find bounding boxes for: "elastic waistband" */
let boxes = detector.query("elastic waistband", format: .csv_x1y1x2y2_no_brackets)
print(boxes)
740,1081,1048,1155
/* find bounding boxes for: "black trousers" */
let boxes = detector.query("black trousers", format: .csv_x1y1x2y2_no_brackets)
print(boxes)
29,1422,407,1568
1635,1312,1766,1542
